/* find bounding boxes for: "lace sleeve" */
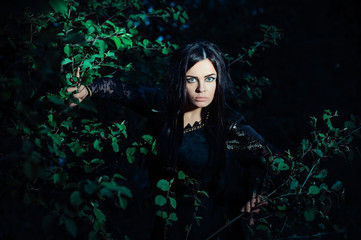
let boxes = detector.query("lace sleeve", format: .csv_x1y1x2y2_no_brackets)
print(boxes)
226,117,269,194
88,78,165,115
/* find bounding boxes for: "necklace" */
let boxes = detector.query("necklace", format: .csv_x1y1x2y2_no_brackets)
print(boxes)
183,112,209,134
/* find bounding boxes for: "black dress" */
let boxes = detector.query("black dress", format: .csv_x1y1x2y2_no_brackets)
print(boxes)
89,78,267,240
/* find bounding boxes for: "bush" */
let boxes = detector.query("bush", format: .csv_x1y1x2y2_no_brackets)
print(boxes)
0,0,359,239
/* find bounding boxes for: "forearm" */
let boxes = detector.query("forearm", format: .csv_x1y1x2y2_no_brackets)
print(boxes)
87,78,165,114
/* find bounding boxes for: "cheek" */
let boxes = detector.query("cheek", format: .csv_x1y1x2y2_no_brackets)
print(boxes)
210,84,217,98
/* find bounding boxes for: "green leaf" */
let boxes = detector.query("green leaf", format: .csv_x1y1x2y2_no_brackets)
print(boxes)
308,185,320,195
81,59,92,71
49,0,68,15
100,188,113,198
256,224,270,232
198,190,209,198
278,162,289,171
304,208,317,221
112,137,119,152
119,186,133,198
121,36,133,48
313,149,323,158
93,139,103,152
84,181,98,195
313,169,328,179
169,197,177,209
330,180,343,191
156,210,168,219
119,196,128,210
142,134,153,143
53,173,60,184
182,11,189,20
140,147,148,155
64,218,77,237
64,44,71,57
61,58,72,65
94,39,107,54
152,140,157,155
155,195,167,206
345,120,356,129
111,36,122,49
290,179,299,191
178,170,186,180
156,179,170,191
162,47,171,55
277,204,287,211
301,139,309,152
112,173,127,180
126,147,136,164
94,207,106,223
168,212,178,221
90,158,104,165
70,191,82,207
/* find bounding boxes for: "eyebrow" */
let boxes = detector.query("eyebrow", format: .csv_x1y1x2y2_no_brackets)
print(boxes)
185,73,217,78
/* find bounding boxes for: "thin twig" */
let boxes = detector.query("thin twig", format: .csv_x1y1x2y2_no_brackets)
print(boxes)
205,213,245,240
281,216,288,233
338,125,361,145
228,40,265,67
266,180,290,199
301,158,320,188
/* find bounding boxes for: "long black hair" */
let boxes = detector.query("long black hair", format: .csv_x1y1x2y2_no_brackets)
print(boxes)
160,41,237,167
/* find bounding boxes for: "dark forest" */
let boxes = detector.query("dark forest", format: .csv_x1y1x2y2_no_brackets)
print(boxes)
0,0,360,239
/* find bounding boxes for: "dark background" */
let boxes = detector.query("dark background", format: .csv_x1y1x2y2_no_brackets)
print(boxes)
175,0,361,238
1,0,360,238
176,0,361,150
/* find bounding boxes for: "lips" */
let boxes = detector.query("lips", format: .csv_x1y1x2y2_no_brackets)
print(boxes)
195,97,208,102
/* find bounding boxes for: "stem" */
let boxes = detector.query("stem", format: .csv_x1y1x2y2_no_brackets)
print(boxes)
301,158,320,188
228,40,265,67
338,125,361,145
205,213,244,240
281,216,288,232
266,180,290,199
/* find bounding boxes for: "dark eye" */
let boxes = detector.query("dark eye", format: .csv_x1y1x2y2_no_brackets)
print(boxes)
205,77,216,82
186,78,197,83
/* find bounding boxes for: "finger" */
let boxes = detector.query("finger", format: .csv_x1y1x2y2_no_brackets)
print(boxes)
251,208,261,214
257,195,262,204
76,67,80,78
73,87,87,99
251,196,257,209
256,201,268,208
249,216,254,226
245,201,251,213
67,86,77,93
69,102,78,107
241,206,245,213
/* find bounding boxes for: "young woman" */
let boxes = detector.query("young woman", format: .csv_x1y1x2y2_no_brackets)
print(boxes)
68,41,268,239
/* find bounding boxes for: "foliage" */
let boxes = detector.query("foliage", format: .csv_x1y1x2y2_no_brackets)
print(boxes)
0,0,185,239
0,0,359,239
226,24,282,104
251,111,361,239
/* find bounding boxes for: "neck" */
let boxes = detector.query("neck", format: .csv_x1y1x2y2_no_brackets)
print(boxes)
183,107,202,128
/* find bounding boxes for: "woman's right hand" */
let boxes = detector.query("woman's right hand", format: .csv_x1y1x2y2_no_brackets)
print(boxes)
67,85,89,107
66,67,89,107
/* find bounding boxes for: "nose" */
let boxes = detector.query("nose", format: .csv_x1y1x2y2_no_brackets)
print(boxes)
196,81,206,93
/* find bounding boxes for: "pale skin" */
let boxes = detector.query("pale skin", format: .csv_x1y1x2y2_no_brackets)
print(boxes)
68,60,267,225
184,59,217,127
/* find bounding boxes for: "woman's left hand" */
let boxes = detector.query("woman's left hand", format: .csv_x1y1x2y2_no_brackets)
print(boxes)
241,193,267,226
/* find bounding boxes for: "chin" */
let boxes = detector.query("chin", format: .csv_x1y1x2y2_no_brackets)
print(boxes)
194,102,211,108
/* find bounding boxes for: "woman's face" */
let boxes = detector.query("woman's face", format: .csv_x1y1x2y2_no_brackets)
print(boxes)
185,59,217,110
